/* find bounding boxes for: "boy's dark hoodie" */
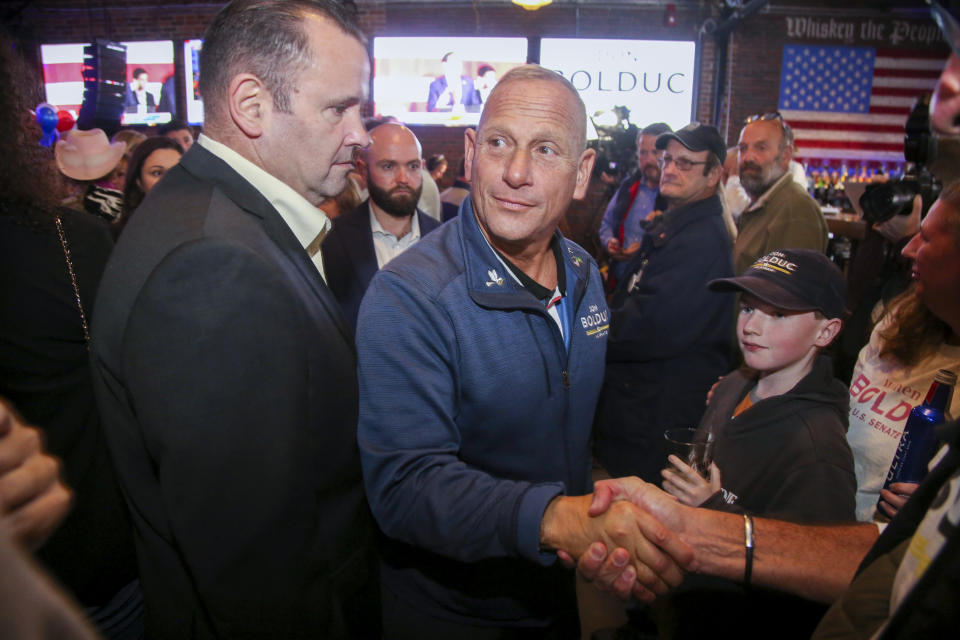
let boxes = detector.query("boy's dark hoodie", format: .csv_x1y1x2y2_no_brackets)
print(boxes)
697,353,856,522
654,354,856,640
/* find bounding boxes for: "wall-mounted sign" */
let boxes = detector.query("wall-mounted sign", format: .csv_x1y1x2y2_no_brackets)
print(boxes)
784,16,944,48
539,38,696,135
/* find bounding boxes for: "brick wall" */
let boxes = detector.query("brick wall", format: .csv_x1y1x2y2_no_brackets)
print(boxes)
720,7,948,147
13,0,945,251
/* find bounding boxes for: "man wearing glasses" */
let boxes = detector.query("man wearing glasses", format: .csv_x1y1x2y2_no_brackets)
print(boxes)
732,112,828,275
595,123,735,485
598,122,672,284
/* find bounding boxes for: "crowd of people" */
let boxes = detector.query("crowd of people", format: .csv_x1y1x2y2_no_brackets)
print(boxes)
1,1,960,639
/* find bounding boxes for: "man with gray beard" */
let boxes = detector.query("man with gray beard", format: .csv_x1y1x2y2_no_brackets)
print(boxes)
732,113,827,274
323,122,441,332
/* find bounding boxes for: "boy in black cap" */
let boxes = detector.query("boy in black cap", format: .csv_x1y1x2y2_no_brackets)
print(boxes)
656,247,857,639
662,247,855,521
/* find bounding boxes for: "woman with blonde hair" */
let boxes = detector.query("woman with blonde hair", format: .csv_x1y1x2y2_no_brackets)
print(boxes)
847,180,960,523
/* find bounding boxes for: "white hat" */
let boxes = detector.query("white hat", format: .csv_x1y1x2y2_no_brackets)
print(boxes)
55,128,126,181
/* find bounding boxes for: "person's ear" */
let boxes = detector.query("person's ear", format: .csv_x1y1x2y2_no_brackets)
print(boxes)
707,163,723,189
814,317,843,347
464,128,477,181
779,142,794,168
227,73,268,139
573,148,597,200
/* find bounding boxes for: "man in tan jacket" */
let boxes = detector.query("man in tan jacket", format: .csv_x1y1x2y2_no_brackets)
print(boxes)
732,114,827,274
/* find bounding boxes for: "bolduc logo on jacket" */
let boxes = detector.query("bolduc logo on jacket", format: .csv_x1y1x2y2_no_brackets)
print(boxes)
580,304,609,337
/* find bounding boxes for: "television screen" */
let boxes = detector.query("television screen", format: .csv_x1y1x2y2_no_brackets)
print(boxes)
372,37,528,126
539,38,697,137
41,40,177,127
183,39,204,125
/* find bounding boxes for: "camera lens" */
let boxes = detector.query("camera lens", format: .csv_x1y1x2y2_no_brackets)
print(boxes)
860,182,919,225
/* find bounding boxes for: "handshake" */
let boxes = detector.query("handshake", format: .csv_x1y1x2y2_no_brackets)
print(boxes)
540,476,698,602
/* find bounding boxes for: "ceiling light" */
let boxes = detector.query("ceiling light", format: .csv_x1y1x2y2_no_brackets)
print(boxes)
512,0,552,10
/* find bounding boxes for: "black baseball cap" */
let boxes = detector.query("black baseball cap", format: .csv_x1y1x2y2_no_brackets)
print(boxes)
708,248,847,319
656,123,726,164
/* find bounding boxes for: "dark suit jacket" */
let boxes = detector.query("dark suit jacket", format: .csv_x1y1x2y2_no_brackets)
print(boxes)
323,201,440,333
157,75,177,116
426,75,481,112
89,144,378,639
123,85,157,112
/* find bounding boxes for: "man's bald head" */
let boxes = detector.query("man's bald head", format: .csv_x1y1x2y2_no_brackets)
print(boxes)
478,65,588,153
360,122,423,219
360,122,421,163
463,63,596,256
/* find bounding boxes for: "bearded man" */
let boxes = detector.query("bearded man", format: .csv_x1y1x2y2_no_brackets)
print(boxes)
323,122,441,332
598,122,672,282
732,113,827,274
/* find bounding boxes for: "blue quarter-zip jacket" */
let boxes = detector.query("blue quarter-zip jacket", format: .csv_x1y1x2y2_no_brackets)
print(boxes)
356,198,608,628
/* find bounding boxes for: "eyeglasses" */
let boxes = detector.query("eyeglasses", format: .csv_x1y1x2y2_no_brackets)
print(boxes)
929,0,960,59
744,112,784,126
658,154,708,172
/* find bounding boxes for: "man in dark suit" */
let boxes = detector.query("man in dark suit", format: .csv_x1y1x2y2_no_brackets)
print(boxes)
427,52,482,113
324,122,440,333
123,68,156,113
88,1,378,638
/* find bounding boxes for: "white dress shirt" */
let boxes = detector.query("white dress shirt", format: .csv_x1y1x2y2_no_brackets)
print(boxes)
370,203,421,269
197,134,332,281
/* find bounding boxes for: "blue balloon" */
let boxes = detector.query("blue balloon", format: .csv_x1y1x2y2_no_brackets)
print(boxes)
36,106,58,134
40,129,59,148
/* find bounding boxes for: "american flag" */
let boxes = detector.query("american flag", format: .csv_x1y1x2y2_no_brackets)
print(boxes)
778,44,946,163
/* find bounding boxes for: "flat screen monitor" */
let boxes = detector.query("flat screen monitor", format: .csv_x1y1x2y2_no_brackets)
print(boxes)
183,39,204,126
539,38,697,137
41,40,177,127
372,36,528,126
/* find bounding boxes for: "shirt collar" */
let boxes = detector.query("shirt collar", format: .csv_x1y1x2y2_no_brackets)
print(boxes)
489,233,566,302
369,202,421,241
197,134,331,253
745,171,792,213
